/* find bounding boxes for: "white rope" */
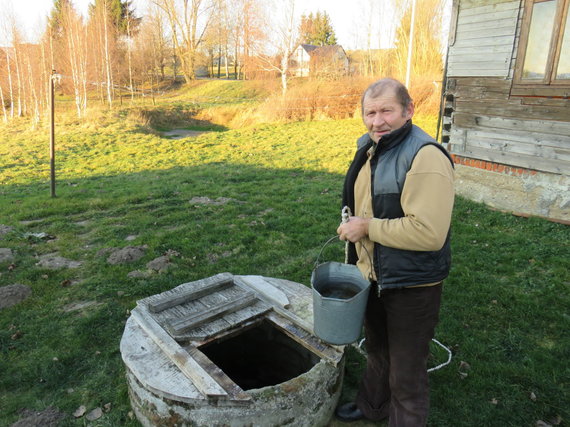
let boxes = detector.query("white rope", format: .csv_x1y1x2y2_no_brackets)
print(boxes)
356,338,453,373
427,338,453,372
341,206,352,264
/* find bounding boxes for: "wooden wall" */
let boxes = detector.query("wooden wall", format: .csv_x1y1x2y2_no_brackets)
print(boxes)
444,0,570,175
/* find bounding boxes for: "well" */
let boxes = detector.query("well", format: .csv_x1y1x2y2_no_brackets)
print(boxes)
120,273,345,427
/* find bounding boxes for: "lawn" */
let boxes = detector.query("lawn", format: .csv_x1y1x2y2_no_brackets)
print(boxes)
0,84,568,426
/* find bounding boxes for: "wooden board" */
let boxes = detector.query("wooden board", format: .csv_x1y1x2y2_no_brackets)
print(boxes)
267,312,343,367
131,307,228,398
167,292,258,335
148,279,233,313
447,1,519,78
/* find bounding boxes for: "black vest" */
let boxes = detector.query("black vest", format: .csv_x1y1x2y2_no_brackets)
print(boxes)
342,121,454,289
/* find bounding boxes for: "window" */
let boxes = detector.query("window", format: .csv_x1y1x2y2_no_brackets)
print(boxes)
514,0,570,93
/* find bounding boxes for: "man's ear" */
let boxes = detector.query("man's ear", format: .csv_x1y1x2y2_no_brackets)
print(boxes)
406,102,415,120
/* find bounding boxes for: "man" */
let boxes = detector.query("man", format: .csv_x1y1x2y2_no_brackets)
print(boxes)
335,78,455,426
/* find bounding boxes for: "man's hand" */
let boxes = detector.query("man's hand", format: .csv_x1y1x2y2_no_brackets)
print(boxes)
336,216,371,243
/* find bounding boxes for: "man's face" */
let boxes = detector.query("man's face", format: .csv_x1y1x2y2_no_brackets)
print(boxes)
362,90,414,143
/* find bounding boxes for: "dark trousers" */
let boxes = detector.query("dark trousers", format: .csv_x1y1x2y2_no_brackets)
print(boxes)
356,283,442,426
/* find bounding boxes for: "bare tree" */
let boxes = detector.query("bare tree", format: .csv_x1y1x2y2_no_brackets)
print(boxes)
62,2,88,116
393,0,446,81
152,0,213,82
274,0,297,95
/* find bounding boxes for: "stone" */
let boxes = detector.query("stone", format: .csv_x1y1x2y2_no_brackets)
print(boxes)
127,270,151,279
0,284,32,310
107,246,147,265
85,407,103,421
0,248,15,264
146,256,171,273
0,225,14,237
36,255,82,270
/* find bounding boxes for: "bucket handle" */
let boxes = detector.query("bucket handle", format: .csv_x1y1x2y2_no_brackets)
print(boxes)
314,235,374,281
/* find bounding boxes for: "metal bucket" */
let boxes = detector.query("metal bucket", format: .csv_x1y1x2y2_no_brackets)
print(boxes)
311,237,371,345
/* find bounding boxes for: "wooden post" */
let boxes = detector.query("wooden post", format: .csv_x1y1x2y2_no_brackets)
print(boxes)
405,0,417,89
49,70,56,198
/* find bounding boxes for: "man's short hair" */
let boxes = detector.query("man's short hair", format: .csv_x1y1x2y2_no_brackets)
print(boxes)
361,78,413,114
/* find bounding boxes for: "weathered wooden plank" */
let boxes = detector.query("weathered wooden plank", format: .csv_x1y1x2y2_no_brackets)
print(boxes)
120,317,204,403
450,86,511,100
449,44,514,56
464,131,570,160
457,17,517,33
456,25,516,39
520,97,570,108
233,275,291,308
168,292,257,335
184,344,251,402
131,307,228,398
138,272,233,306
452,113,570,138
455,145,567,174
510,86,570,97
455,100,570,122
266,312,344,366
451,35,515,48
448,52,511,65
458,7,519,24
449,128,467,153
448,66,510,78
148,279,233,313
458,1,520,17
450,77,513,88
449,60,510,71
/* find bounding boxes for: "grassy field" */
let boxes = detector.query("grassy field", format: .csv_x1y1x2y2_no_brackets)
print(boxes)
0,82,568,426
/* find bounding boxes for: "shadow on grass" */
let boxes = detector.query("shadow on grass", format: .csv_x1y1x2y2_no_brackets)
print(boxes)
0,162,568,426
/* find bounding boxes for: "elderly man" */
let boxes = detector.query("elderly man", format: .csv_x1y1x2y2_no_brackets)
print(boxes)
335,78,455,426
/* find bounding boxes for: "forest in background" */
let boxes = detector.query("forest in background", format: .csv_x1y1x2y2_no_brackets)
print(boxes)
0,0,448,126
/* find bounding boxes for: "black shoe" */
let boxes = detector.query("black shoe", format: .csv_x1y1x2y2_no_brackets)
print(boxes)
335,402,365,422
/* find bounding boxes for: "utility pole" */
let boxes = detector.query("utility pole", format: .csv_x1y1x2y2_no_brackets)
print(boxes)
405,0,417,88
49,70,61,198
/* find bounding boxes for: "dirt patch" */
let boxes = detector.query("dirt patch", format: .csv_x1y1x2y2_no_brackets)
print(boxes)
0,284,32,310
189,196,239,206
0,224,14,237
146,255,172,272
163,129,209,139
106,245,147,265
11,407,66,427
36,254,82,270
62,300,103,313
0,248,15,264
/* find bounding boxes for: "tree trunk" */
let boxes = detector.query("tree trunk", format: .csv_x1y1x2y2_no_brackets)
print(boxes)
0,84,7,123
5,48,14,118
103,0,113,108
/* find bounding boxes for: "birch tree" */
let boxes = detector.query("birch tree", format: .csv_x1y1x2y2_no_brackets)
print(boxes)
152,0,213,82
62,3,88,116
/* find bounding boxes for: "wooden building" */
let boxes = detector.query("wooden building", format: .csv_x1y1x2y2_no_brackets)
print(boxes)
442,0,569,223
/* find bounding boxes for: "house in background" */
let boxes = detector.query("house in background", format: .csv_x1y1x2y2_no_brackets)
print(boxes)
290,44,349,78
291,44,318,77
441,0,569,223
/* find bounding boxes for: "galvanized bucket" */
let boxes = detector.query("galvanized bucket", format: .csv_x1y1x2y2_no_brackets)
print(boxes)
311,236,372,345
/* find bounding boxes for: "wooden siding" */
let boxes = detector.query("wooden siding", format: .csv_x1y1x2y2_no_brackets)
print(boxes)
448,1,520,77
448,77,570,174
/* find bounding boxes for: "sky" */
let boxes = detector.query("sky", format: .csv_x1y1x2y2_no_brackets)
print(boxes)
1,0,448,50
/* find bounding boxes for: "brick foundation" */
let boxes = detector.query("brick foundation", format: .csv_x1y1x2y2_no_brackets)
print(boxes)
451,155,537,176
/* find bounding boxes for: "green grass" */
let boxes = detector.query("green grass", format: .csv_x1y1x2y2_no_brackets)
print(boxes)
0,84,568,426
